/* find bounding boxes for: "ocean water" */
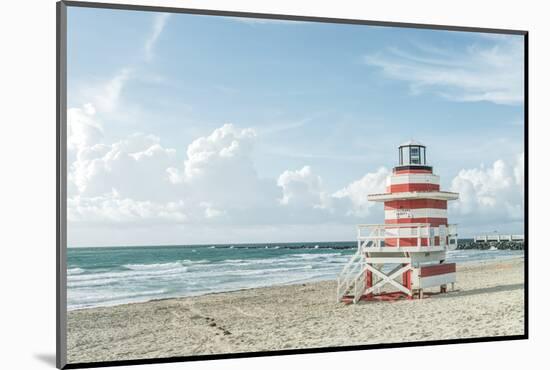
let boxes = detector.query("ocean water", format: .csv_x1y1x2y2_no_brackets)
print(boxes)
67,242,523,310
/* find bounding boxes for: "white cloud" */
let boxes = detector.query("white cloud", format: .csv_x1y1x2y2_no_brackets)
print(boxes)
277,166,328,208
332,167,389,217
165,123,279,211
365,35,524,105
450,153,524,226
200,202,225,219
67,103,103,152
69,130,177,200
173,123,257,182
276,165,391,223
68,122,280,228
69,189,187,224
67,97,180,204
144,13,170,61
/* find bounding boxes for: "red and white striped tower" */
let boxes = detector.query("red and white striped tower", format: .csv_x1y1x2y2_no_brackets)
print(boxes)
373,140,458,248
336,141,460,303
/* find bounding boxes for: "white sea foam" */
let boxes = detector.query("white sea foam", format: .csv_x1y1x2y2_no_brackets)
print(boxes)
68,267,85,275
291,253,341,260
68,289,169,310
124,261,185,271
223,265,314,276
68,265,189,284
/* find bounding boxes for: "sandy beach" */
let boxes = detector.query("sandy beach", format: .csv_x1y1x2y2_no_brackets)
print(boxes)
67,258,525,363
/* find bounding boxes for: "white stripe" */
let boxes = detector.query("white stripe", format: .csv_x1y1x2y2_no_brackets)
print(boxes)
415,273,456,289
368,191,459,202
382,226,441,238
385,208,447,220
387,174,440,186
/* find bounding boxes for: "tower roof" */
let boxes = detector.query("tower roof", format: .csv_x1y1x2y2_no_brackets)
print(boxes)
399,139,425,147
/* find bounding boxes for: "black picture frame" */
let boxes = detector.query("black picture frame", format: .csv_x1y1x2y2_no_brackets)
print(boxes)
56,1,529,368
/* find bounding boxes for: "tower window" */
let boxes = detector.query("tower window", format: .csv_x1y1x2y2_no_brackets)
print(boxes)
410,146,420,164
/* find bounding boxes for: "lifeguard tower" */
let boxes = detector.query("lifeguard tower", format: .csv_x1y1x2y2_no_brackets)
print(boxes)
337,141,459,303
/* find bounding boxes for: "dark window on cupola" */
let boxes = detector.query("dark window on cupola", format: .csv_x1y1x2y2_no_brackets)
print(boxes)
410,147,420,164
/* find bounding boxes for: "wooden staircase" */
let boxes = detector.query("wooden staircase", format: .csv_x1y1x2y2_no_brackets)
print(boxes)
336,236,373,303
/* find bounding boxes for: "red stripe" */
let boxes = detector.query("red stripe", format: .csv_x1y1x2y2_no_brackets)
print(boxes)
406,269,412,299
365,270,373,300
384,199,447,210
387,183,440,192
394,169,433,174
385,217,448,227
384,237,440,247
420,263,456,277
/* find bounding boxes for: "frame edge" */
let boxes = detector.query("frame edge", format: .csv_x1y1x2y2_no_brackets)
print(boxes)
62,0,527,35
57,1,68,369
57,2,529,368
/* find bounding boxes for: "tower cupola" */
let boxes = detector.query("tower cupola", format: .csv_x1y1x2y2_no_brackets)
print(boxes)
396,140,431,172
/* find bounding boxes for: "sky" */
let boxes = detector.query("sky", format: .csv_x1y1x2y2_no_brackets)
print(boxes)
66,7,525,247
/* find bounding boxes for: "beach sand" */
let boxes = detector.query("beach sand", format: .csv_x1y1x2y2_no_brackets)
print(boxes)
67,258,525,363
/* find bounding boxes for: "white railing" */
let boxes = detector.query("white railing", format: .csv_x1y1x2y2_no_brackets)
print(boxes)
352,268,367,303
357,223,458,252
336,229,375,302
335,249,363,302
474,234,524,242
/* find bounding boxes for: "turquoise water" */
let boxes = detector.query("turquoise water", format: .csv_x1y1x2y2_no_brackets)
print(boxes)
67,242,523,310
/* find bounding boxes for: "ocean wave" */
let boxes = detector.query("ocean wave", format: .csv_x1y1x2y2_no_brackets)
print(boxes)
123,259,209,270
68,267,85,275
68,265,189,283
223,264,314,276
68,289,168,309
222,253,340,264
290,253,342,259
124,261,185,271
198,244,355,250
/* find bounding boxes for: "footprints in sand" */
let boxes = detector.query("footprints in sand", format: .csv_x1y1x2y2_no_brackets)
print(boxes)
192,314,232,336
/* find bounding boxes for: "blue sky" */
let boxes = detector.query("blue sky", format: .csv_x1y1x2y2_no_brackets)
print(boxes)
66,7,525,246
